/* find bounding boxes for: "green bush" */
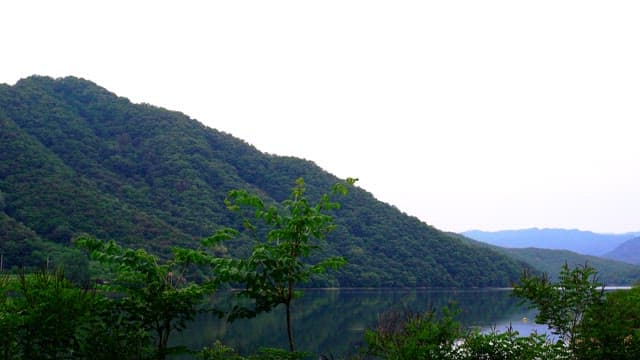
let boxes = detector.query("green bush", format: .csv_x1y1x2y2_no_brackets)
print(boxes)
362,307,574,360
364,307,462,360
196,341,308,360
577,286,640,360
453,329,571,360
0,270,98,359
512,262,603,353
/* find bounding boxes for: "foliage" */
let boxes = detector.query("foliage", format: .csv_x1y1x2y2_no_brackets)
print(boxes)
0,75,531,288
0,236,213,359
195,341,308,360
0,211,48,270
0,272,18,359
364,307,462,359
362,307,573,360
76,236,208,359
75,294,155,360
453,328,571,360
196,340,246,360
576,286,640,359
512,262,603,353
248,348,309,360
0,269,98,359
179,178,354,352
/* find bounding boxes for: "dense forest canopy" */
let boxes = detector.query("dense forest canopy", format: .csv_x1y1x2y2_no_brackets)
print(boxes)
0,75,615,287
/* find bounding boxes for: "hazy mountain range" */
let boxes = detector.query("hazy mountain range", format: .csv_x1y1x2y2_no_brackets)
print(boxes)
463,228,640,257
454,231,640,285
604,236,640,265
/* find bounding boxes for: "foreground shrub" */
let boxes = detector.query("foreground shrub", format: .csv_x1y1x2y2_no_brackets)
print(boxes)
364,307,462,359
362,306,574,360
0,270,98,359
453,328,571,360
512,262,603,354
576,286,640,360
196,341,308,360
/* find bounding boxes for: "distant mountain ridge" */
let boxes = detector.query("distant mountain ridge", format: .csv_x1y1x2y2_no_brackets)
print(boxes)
0,75,528,287
604,237,640,265
498,247,640,285
463,228,640,256
453,233,640,285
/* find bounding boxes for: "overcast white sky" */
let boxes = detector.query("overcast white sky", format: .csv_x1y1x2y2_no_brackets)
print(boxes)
2,1,639,234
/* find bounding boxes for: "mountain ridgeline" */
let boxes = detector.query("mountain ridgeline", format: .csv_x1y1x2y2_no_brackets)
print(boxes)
0,75,529,287
462,229,640,284
463,228,640,256
604,236,640,265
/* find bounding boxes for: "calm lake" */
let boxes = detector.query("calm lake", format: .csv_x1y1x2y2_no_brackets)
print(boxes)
172,288,548,357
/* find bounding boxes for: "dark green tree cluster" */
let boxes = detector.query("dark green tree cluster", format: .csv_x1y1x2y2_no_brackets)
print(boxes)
76,236,209,358
0,178,351,359
0,246,205,359
514,263,640,359
578,286,640,359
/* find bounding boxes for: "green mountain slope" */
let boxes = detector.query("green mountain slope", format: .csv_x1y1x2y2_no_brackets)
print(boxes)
0,75,527,287
0,210,45,268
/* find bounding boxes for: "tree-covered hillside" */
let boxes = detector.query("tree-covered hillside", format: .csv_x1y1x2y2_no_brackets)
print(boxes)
0,75,527,287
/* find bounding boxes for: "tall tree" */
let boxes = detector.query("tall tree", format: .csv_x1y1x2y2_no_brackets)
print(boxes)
180,178,355,352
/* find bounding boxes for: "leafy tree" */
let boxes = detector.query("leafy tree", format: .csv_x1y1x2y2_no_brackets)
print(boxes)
76,236,208,359
179,178,354,352
513,262,604,354
226,178,354,351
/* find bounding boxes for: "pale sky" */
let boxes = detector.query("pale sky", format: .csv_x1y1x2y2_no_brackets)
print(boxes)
2,1,639,234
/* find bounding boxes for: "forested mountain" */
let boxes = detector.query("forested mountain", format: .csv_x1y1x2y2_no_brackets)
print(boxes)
604,237,640,265
0,75,527,287
463,228,640,256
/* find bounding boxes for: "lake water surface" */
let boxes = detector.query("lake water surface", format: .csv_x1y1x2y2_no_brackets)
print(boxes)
173,288,550,357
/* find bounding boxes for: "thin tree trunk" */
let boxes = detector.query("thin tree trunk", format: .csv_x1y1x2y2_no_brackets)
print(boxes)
156,326,166,360
286,280,295,352
286,302,295,352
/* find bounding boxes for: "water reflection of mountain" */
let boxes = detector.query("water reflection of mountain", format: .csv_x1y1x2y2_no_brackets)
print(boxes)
172,289,531,357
